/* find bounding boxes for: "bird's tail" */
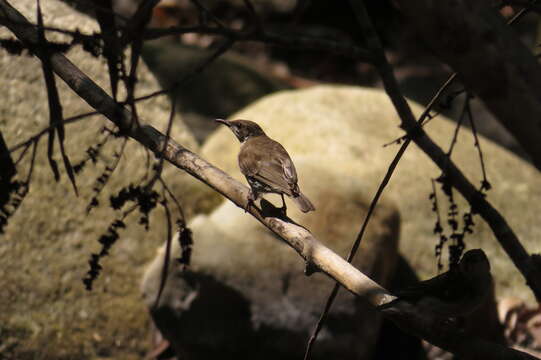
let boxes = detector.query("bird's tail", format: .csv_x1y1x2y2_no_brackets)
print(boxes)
293,192,315,213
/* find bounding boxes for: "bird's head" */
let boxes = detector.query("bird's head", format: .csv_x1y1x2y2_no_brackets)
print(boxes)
216,119,265,143
459,248,491,278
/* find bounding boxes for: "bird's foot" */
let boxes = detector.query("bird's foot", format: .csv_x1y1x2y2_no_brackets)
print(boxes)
279,194,288,215
245,191,257,213
304,260,318,276
244,199,254,213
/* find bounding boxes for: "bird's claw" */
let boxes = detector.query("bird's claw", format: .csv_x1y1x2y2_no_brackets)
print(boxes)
245,191,257,213
244,200,253,213
279,194,287,215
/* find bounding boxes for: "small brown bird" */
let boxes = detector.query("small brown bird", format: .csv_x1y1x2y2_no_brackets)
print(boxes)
382,249,492,318
216,119,315,213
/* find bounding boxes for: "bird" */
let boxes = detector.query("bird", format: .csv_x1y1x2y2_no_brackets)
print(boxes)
381,249,492,318
216,118,315,213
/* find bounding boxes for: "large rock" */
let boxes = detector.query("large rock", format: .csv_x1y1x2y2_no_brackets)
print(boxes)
0,1,212,359
201,85,541,303
141,158,401,359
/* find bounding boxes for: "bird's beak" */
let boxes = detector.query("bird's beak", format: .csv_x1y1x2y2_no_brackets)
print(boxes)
215,118,230,126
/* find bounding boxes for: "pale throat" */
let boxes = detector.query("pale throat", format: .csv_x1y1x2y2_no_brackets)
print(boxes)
239,134,255,143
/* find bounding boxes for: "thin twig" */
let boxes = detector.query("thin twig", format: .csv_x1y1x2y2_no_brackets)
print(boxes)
94,0,122,101
466,100,490,187
383,74,458,147
86,137,127,213
304,139,410,359
37,0,78,195
148,92,177,188
8,111,101,153
189,0,226,28
119,0,159,47
154,193,173,308
447,94,470,156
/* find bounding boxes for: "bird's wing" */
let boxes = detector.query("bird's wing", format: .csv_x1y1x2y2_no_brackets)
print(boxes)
239,139,297,195
280,153,298,186
268,139,298,185
238,151,259,177
253,158,292,195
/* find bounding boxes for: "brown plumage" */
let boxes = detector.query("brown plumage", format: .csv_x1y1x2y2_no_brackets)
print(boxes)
216,119,315,213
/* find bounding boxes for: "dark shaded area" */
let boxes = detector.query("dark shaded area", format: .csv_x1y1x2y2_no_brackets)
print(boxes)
0,131,17,202
150,270,382,360
151,272,253,359
375,255,427,360
261,0,399,84
375,254,507,359
0,131,25,234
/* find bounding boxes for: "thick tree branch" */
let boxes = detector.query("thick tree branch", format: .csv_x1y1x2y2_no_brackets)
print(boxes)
0,1,537,358
394,0,541,170
349,0,541,301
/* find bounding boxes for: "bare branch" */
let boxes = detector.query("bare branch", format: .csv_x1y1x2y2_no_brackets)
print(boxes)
36,0,78,195
155,194,173,308
94,0,122,100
